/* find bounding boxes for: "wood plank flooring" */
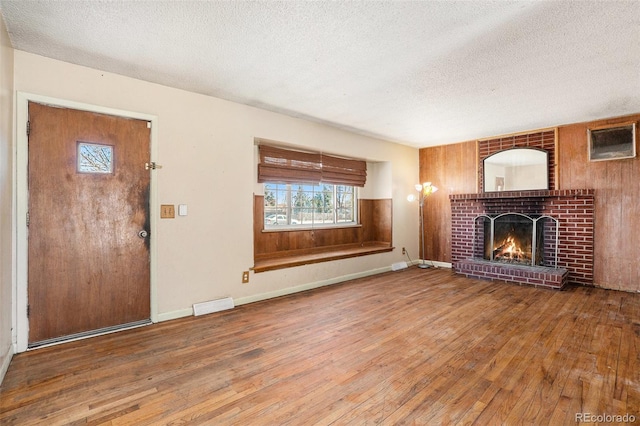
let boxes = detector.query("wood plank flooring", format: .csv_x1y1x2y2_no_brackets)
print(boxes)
1,268,639,425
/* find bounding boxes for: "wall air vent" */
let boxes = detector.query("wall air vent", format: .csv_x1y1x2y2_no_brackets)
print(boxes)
193,297,234,316
588,121,636,161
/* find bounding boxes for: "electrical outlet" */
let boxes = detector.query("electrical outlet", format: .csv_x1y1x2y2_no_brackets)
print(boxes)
242,271,249,283
402,247,406,255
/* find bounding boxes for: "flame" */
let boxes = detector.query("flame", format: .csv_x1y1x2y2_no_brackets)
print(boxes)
496,236,525,259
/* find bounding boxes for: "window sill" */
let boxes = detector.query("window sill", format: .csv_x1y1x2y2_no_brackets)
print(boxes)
262,223,362,233
252,242,393,273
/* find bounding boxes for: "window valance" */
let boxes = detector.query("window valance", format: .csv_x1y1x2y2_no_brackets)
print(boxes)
258,145,367,187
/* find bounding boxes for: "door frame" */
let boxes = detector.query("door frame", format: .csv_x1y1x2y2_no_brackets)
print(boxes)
15,92,159,352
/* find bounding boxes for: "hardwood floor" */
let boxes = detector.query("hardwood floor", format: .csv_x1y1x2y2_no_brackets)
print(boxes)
1,268,639,425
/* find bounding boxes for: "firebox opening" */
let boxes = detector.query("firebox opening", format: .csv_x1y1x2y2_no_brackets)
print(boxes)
484,215,543,266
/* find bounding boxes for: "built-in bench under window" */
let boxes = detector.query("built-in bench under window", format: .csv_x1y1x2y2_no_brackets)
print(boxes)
253,196,393,273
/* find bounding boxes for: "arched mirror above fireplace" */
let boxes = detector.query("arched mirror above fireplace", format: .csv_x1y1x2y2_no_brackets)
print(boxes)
483,148,548,192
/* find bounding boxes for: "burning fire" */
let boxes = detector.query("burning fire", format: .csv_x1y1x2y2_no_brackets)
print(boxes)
494,236,526,261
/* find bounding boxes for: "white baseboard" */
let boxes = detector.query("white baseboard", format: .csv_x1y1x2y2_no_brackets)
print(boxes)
0,342,14,385
431,260,453,268
411,259,452,269
157,308,193,322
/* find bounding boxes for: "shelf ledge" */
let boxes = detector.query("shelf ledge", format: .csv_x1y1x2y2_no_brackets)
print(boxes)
253,242,393,273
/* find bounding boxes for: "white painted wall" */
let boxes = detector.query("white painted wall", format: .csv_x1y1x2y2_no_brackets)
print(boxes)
11,51,420,336
0,14,15,381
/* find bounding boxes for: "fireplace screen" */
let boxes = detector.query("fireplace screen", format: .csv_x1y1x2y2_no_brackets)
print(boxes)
474,213,559,267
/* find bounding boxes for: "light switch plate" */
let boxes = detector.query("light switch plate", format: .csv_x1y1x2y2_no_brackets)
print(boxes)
178,204,188,216
160,204,175,218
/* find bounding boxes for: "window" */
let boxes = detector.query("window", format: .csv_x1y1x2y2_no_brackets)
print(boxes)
264,183,357,229
77,142,114,174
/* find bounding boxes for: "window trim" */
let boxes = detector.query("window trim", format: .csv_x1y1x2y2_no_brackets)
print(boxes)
261,223,362,233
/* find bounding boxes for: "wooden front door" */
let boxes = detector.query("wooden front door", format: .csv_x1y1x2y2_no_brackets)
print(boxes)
27,102,151,346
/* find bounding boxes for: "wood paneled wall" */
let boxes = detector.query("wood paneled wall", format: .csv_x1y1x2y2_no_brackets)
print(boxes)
557,114,640,291
359,199,392,244
419,113,640,292
418,142,477,262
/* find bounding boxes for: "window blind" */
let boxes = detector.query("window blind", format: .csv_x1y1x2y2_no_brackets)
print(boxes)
258,145,322,184
258,145,367,187
320,154,367,187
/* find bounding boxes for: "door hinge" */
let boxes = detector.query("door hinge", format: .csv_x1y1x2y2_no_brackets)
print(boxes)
27,304,30,318
145,162,160,170
26,211,30,227
26,120,30,136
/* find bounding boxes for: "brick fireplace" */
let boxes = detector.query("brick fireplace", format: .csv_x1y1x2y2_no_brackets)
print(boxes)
450,189,594,289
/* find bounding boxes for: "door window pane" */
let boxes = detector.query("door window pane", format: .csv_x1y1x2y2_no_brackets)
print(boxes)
78,142,114,174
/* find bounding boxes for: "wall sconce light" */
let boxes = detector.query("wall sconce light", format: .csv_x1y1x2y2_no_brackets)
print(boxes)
408,182,438,268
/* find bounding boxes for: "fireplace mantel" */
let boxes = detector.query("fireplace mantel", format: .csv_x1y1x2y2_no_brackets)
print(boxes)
450,189,595,289
450,189,594,201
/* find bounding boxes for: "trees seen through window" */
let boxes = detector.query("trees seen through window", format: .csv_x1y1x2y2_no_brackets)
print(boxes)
264,183,356,228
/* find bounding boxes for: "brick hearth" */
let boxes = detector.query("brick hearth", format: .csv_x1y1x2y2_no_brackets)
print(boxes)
450,189,594,288
455,259,569,289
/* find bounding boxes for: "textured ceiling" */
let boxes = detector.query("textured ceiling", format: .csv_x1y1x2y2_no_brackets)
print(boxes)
1,0,638,148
